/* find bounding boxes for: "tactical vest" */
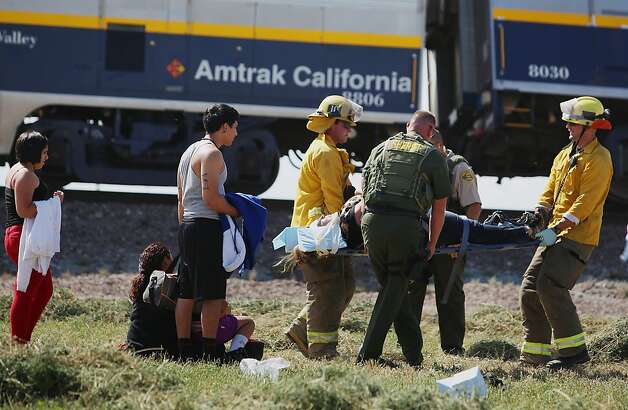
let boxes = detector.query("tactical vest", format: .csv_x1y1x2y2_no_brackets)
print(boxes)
446,149,468,214
364,132,435,216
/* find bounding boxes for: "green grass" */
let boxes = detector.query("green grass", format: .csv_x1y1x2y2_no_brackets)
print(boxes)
0,290,626,409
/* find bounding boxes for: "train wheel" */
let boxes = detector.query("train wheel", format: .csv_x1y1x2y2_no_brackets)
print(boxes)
222,129,280,195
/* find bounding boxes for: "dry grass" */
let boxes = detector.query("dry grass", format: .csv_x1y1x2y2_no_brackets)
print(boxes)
0,289,626,409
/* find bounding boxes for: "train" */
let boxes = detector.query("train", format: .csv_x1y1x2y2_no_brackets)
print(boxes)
0,0,424,194
1,0,627,203
426,0,628,203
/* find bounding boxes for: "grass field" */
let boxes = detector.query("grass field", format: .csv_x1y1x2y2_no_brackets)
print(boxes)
1,289,626,409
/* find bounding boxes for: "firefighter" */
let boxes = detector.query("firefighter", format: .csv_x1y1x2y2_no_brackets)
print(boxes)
520,96,613,369
356,110,450,367
416,129,482,355
285,95,362,359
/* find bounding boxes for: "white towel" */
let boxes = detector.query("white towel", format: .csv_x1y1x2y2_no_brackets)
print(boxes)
272,214,347,254
222,215,246,272
17,196,61,292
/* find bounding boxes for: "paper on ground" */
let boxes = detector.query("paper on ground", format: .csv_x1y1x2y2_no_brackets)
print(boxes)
240,357,290,381
436,366,488,398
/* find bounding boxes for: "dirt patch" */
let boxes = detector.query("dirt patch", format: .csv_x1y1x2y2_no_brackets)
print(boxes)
1,273,626,317
1,198,627,281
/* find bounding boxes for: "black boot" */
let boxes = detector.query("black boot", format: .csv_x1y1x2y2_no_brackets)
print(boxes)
356,356,399,369
224,347,248,364
443,346,465,356
202,338,225,363
546,350,590,370
177,338,199,361
244,340,265,360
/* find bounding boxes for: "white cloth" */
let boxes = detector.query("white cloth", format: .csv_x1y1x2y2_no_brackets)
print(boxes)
272,214,347,253
222,215,246,272
17,197,61,292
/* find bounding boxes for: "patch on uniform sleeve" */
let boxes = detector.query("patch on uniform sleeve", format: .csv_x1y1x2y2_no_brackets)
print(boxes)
461,170,475,181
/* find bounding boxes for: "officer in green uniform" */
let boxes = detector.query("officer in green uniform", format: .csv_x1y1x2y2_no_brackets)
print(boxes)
415,130,482,355
356,111,451,367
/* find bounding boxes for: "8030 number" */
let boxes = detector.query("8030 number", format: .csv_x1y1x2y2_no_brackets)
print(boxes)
528,64,570,80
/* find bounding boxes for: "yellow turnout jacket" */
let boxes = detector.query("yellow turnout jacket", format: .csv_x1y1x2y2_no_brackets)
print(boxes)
538,138,613,246
291,134,355,227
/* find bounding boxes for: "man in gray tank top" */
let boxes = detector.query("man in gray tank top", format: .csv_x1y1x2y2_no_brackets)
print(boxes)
175,104,240,361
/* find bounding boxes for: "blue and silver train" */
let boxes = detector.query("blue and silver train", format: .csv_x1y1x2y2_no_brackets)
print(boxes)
0,0,424,194
427,0,628,203
1,0,627,202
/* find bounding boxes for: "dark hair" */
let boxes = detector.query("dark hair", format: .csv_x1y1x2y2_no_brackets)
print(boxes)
129,242,171,303
202,104,239,133
15,131,48,164
430,129,444,145
340,206,364,250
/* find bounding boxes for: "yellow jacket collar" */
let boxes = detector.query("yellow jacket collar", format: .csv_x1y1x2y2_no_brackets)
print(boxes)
318,133,337,147
579,138,599,154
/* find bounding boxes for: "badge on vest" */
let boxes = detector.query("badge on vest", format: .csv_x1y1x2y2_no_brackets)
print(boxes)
387,139,428,154
461,170,475,182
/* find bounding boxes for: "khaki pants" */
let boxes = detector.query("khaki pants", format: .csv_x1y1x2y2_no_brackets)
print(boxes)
520,238,594,359
288,255,355,357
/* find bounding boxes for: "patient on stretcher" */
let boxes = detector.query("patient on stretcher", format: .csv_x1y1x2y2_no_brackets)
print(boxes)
337,195,546,251
275,194,547,257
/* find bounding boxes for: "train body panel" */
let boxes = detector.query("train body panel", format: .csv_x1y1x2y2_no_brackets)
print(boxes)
426,0,628,203
0,23,419,113
0,0,425,193
492,1,628,98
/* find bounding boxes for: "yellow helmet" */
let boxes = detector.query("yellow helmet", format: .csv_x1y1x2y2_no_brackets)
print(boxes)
308,95,363,126
560,96,612,130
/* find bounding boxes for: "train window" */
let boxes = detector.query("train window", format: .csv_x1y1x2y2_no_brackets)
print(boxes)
105,24,145,72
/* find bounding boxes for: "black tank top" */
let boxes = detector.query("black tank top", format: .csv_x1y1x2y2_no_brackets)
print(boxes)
5,177,51,228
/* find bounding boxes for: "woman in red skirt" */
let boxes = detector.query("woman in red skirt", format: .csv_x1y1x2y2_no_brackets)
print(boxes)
4,131,63,343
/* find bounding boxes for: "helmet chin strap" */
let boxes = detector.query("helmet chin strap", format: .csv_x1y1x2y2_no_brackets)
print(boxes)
554,125,585,211
570,124,587,157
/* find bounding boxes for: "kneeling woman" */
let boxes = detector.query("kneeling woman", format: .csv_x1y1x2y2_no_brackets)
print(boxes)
126,242,260,360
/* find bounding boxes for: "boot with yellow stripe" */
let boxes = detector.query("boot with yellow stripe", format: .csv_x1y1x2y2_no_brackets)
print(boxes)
546,332,590,370
519,341,551,366
285,316,309,358
308,329,340,360
546,350,590,370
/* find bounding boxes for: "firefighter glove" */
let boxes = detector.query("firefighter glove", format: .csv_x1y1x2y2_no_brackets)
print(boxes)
536,228,557,246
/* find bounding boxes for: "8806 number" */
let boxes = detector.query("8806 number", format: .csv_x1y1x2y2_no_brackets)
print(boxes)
341,91,385,108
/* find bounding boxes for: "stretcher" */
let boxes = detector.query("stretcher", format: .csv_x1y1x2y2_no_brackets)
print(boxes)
429,218,540,304
273,218,541,304
338,218,541,256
